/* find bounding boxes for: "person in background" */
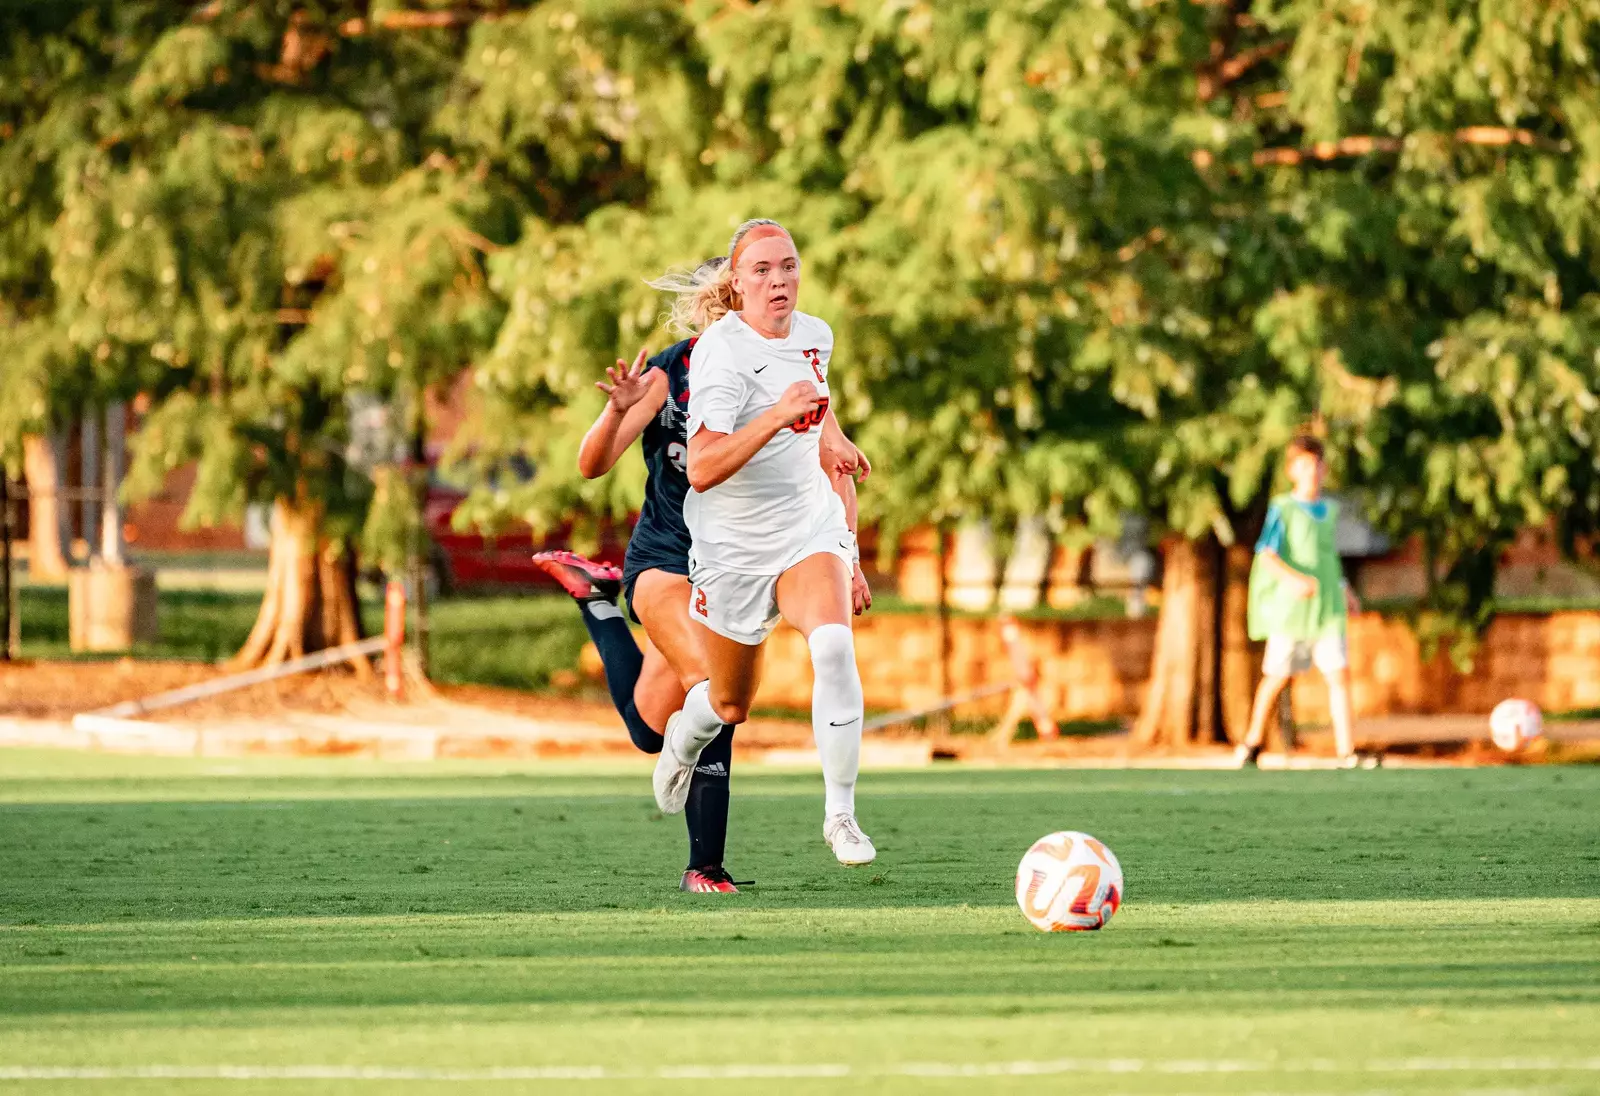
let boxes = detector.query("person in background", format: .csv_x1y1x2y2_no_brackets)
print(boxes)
1236,434,1364,769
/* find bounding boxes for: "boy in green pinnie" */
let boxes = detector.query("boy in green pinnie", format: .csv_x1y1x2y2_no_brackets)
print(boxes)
1236,435,1362,768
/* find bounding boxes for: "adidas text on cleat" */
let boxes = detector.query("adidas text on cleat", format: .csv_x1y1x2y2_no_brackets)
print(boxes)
652,711,699,814
824,813,876,866
531,550,622,602
680,866,741,894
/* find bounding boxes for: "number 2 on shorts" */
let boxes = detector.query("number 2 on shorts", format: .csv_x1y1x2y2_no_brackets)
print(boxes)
693,587,708,616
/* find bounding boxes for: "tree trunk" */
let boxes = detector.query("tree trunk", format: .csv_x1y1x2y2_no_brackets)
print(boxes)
22,433,70,580
229,496,369,675
1218,541,1258,742
1133,536,1258,748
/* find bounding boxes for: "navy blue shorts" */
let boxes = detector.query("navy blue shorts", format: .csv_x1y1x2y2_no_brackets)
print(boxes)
621,520,691,625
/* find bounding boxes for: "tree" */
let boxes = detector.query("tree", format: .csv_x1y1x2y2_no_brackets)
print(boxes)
468,0,1600,749
1252,0,1600,666
0,4,124,580
0,2,509,665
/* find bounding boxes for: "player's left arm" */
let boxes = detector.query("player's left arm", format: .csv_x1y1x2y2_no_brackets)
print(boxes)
819,410,871,615
819,408,870,482
827,465,871,615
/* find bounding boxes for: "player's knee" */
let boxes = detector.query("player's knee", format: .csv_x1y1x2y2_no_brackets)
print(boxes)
710,697,749,725
808,623,858,682
628,723,664,755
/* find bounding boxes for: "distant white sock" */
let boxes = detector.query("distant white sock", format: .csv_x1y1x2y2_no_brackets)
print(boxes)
808,623,863,818
674,680,725,764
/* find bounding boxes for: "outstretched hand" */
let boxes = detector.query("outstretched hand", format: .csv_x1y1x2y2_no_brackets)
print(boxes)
596,347,655,412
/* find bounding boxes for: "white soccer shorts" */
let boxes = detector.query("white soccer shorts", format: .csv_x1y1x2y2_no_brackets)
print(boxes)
687,525,856,646
1262,633,1348,678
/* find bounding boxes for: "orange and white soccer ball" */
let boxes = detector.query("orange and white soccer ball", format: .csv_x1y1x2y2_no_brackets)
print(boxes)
1015,831,1123,932
1490,698,1542,752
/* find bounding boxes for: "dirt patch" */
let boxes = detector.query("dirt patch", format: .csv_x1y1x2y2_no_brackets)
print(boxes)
1,659,421,722
0,661,815,751
439,683,818,749
1,660,217,719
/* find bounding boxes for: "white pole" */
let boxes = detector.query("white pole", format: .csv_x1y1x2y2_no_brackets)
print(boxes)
101,403,126,566
80,412,100,555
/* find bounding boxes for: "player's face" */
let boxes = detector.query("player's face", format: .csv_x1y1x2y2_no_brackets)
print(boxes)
734,235,801,326
1287,451,1323,494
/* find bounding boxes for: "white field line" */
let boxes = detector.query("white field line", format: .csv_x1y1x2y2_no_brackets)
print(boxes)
2,1058,1599,1082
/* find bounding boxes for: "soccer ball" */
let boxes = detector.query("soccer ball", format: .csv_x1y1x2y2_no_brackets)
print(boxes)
1015,831,1123,932
1489,698,1542,752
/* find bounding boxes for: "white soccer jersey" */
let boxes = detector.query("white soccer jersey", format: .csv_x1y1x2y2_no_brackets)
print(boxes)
684,309,847,575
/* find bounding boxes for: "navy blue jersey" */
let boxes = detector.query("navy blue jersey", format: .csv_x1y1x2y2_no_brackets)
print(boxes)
622,338,695,610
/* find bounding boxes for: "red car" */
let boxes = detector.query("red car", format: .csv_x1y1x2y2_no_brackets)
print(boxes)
422,461,628,593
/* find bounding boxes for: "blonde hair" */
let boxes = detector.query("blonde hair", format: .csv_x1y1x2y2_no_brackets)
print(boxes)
647,218,790,336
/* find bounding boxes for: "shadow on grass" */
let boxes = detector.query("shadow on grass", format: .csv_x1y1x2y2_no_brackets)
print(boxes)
3,768,1597,929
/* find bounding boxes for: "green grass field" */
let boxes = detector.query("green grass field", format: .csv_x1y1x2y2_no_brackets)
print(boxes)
2,751,1598,1094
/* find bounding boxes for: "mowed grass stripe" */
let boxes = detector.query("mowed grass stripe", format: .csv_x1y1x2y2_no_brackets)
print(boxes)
3,765,1596,924
6,1054,1600,1078
0,756,1597,1093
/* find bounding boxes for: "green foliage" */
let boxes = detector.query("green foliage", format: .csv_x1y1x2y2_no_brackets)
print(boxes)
2,0,1598,644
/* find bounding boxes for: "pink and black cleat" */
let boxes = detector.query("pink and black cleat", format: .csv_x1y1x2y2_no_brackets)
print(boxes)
531,550,623,602
680,866,745,894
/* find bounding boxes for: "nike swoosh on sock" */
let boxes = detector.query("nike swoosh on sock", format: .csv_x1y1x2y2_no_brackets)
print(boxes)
828,718,858,727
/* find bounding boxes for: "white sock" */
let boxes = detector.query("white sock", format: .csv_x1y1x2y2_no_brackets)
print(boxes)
674,680,725,765
808,623,863,818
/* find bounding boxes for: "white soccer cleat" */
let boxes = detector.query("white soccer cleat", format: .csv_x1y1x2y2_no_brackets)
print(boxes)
652,711,699,814
824,813,876,866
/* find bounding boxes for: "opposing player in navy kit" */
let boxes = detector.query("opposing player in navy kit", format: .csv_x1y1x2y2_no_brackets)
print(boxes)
535,259,870,891
652,219,878,867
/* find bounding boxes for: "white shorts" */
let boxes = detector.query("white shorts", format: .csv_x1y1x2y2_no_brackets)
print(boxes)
688,525,856,646
1263,633,1348,677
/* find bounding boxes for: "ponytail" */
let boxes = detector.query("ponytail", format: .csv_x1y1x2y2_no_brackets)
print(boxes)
646,256,735,336
647,218,790,336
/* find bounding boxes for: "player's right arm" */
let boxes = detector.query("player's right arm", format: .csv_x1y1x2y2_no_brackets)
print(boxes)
684,333,821,491
577,347,668,479
687,382,820,491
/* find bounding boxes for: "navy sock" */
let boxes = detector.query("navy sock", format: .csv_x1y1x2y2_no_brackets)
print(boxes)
621,698,663,754
685,725,734,870
578,599,662,754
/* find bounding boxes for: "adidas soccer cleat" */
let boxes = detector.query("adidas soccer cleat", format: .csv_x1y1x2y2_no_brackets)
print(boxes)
531,550,622,602
652,711,699,815
824,813,876,866
680,866,743,894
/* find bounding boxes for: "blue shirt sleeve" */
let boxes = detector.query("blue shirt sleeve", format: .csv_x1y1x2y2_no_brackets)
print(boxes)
1256,504,1286,556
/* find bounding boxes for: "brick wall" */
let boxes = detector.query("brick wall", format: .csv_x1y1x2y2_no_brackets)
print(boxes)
748,611,1600,721
752,612,1154,721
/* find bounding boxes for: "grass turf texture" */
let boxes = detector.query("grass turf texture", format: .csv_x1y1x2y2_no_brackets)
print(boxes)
1,753,1597,1094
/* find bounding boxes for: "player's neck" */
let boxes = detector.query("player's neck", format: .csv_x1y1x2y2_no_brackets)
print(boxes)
739,310,792,340
1291,484,1321,504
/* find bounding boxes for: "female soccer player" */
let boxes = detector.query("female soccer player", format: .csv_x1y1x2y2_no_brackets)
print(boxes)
651,219,877,867
535,258,870,891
